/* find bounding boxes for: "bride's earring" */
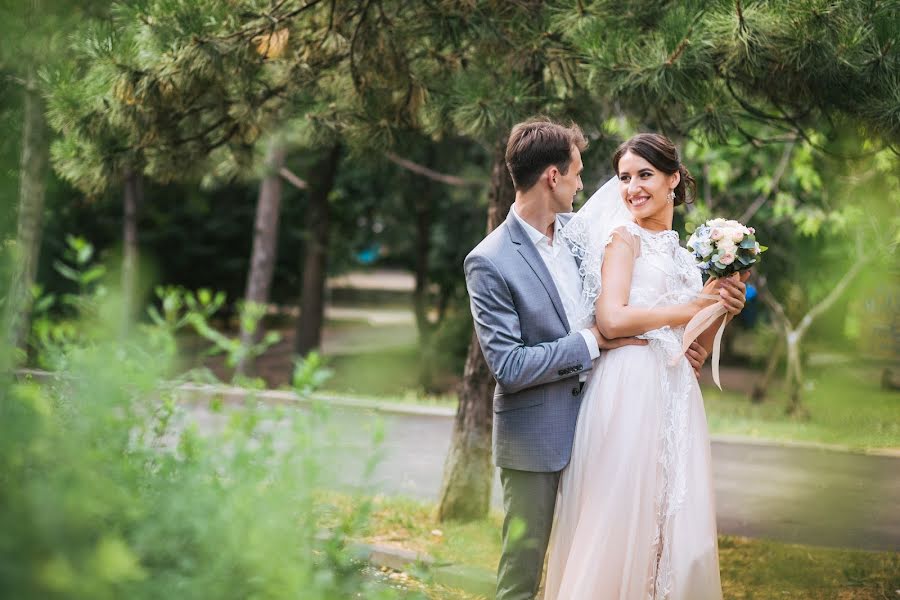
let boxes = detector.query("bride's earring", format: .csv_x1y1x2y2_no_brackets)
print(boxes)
667,190,675,203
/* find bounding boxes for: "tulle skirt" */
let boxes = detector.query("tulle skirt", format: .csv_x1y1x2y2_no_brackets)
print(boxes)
544,342,722,600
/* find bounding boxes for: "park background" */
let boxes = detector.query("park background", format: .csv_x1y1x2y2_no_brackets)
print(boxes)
1,1,898,598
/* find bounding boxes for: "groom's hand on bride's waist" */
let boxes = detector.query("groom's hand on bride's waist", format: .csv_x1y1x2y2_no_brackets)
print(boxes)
589,326,649,351
685,341,708,379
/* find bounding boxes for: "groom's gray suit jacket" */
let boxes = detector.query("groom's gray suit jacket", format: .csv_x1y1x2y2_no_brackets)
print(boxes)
464,210,595,473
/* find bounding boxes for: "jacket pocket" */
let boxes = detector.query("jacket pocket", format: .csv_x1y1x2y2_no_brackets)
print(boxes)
493,391,544,413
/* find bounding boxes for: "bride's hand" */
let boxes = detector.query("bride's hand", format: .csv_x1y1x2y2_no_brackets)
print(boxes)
693,277,721,311
716,273,748,316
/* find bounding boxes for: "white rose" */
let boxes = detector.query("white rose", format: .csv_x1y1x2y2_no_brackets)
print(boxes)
718,239,736,254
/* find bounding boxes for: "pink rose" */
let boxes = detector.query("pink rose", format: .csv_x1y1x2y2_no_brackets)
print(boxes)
710,228,724,241
731,230,744,243
719,252,735,265
748,227,755,234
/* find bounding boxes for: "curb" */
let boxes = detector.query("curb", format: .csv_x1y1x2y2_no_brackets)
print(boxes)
174,382,456,418
707,433,900,458
354,542,495,598
14,370,900,458
174,382,900,458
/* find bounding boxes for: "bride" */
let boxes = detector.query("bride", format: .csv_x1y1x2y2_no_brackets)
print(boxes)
545,133,746,599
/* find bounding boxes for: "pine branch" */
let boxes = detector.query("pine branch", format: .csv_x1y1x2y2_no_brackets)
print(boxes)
5,74,29,88
315,0,337,50
665,10,705,66
221,0,329,42
172,116,230,146
725,78,793,124
735,0,747,35
739,136,796,223
385,152,483,187
279,167,307,189
348,0,374,94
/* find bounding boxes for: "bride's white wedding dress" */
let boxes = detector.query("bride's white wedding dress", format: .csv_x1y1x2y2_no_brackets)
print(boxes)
545,221,722,600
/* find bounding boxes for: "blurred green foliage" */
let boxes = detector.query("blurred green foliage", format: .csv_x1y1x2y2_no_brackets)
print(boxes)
0,253,414,599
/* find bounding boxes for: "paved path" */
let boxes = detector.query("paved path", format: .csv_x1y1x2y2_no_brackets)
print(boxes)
182,402,899,553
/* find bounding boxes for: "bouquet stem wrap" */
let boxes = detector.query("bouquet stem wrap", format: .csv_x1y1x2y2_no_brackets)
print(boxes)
681,294,728,390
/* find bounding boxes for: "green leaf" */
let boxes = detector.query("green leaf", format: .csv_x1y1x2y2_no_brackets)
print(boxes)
81,265,106,285
53,261,80,282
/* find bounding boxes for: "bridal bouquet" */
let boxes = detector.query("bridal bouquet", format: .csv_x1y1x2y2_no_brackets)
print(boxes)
682,218,765,389
686,218,766,278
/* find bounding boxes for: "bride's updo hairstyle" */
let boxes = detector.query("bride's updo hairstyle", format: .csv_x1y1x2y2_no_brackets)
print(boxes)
612,133,696,206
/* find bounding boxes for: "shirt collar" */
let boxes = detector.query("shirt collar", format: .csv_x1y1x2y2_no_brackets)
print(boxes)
512,204,558,246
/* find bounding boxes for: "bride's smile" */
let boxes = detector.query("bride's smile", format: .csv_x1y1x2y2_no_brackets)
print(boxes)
615,149,681,231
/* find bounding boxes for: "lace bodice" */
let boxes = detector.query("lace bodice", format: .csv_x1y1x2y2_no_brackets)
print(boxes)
614,221,702,310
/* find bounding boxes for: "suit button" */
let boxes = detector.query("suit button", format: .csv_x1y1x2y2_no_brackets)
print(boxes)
572,387,579,396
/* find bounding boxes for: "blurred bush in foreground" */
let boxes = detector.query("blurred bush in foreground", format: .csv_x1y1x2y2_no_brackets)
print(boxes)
0,251,409,599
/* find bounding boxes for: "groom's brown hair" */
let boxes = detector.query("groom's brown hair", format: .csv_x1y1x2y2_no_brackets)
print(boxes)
505,118,588,192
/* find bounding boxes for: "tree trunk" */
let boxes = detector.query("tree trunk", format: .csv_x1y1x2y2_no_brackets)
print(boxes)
236,141,286,375
750,336,783,403
784,333,806,417
438,141,515,521
760,254,866,417
4,68,49,355
411,148,437,392
121,170,142,332
294,144,341,356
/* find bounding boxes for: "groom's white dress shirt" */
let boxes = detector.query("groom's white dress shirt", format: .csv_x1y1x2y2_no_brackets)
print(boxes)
512,206,600,381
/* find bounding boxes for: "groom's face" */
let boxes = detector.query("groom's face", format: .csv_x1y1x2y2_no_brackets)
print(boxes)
551,146,584,213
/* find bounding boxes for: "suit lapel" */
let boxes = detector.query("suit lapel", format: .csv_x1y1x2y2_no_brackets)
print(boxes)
505,210,571,331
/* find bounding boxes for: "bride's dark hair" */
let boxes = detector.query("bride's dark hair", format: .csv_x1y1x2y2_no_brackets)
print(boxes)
612,133,696,206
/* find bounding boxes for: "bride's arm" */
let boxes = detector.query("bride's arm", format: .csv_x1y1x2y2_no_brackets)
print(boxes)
594,231,719,339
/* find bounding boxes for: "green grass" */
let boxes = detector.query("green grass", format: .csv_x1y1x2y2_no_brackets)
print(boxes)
703,366,899,450
325,493,900,600
322,346,427,396
188,312,900,450
317,350,899,449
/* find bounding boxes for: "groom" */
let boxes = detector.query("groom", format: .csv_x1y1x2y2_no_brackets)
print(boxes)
463,118,736,599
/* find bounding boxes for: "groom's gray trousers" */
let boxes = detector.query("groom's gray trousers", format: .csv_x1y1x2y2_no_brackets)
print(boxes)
464,210,595,600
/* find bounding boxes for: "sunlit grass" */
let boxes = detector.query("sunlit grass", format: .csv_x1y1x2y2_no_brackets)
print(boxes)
324,493,900,600
703,366,899,450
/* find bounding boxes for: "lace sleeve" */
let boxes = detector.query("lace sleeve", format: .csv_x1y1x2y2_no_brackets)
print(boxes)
608,224,642,260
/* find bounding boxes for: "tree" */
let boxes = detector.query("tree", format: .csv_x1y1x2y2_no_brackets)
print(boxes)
0,0,106,354
755,143,898,414
435,0,900,517
47,1,341,339
295,143,342,356
235,139,289,376
422,1,587,521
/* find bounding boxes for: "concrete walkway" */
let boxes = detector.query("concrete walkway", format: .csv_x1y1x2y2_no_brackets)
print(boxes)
177,386,900,553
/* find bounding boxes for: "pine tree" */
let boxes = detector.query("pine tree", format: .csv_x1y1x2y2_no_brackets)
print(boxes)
425,0,900,517
0,0,107,354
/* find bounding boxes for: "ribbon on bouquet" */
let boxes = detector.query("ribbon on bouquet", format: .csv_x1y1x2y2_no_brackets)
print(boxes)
680,294,729,390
